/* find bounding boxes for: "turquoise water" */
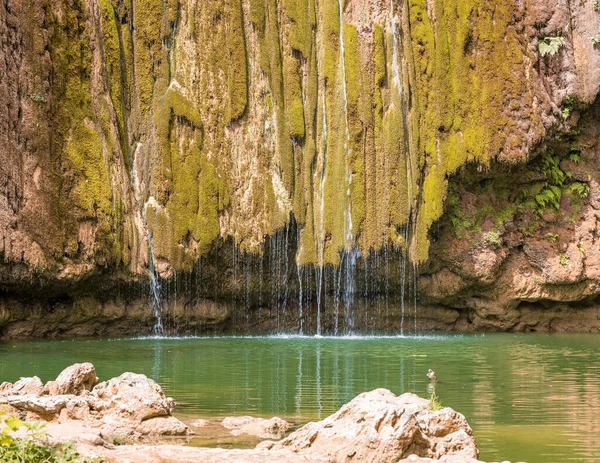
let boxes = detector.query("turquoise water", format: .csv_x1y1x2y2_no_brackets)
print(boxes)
1,334,599,462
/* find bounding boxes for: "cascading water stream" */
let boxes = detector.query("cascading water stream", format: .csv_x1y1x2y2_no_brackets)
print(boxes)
144,215,164,335
337,0,359,334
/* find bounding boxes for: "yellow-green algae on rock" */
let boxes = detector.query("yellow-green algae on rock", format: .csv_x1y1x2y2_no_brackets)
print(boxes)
22,0,561,274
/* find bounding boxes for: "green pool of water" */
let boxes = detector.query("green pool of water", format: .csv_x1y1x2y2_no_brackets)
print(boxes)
1,334,599,462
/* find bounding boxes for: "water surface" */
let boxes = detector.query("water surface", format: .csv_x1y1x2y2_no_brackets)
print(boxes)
1,334,599,462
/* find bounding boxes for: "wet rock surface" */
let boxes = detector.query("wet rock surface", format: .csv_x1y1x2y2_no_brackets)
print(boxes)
221,415,291,439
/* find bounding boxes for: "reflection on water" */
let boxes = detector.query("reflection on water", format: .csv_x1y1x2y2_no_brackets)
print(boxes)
1,334,599,463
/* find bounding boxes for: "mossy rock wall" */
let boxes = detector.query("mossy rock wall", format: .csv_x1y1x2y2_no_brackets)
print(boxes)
1,0,597,282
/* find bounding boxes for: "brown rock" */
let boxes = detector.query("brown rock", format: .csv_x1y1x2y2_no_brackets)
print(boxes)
47,363,98,396
1,395,71,417
7,376,44,396
89,372,190,436
264,389,478,462
93,445,331,463
222,416,291,439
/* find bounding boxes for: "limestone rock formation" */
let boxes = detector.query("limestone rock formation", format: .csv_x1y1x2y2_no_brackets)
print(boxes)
263,389,478,462
0,365,190,439
0,0,599,335
45,362,99,396
78,388,480,463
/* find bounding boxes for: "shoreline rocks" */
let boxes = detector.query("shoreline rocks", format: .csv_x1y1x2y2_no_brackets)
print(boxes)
0,363,191,440
222,415,291,439
261,389,479,462
1,364,487,462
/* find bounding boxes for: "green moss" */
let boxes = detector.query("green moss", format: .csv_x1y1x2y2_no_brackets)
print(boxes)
132,0,163,113
225,0,248,124
406,0,535,262
282,52,305,139
98,0,127,158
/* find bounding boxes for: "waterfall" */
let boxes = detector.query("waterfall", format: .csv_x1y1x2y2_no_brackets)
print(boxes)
296,221,304,334
145,225,164,335
337,0,359,334
400,225,409,335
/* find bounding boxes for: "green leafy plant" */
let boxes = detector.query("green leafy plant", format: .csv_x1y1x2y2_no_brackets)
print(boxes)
0,412,97,463
568,150,582,164
429,391,443,411
568,182,590,199
535,184,562,212
545,232,559,243
538,36,565,56
30,94,47,103
559,252,570,267
595,0,600,11
591,35,600,45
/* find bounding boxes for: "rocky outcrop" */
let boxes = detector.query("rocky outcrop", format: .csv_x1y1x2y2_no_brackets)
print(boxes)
262,389,478,462
45,362,98,395
0,364,190,439
0,0,599,335
81,388,481,463
421,101,600,332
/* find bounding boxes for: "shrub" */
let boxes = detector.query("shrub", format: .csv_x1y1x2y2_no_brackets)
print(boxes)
0,412,99,463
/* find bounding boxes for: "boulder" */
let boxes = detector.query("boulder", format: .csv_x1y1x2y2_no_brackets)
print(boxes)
90,373,173,422
46,363,98,396
222,416,290,439
0,365,189,438
5,376,44,396
1,395,72,416
262,389,479,462
88,372,190,436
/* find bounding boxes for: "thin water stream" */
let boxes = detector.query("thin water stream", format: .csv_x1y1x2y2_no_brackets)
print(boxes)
1,334,599,463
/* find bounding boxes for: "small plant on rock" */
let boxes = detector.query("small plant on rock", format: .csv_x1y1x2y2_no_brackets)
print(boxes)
595,0,600,12
568,182,590,199
591,35,600,45
538,36,565,56
0,412,96,463
545,233,559,243
559,252,570,267
429,391,443,411
483,231,502,247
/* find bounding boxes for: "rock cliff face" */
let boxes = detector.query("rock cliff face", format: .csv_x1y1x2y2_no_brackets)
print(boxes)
1,0,599,336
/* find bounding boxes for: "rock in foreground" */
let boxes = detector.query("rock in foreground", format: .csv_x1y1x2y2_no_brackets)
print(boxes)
262,389,479,462
94,388,481,463
0,363,190,439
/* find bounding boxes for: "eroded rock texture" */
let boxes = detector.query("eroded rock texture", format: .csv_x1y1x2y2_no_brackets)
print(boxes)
0,0,599,335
